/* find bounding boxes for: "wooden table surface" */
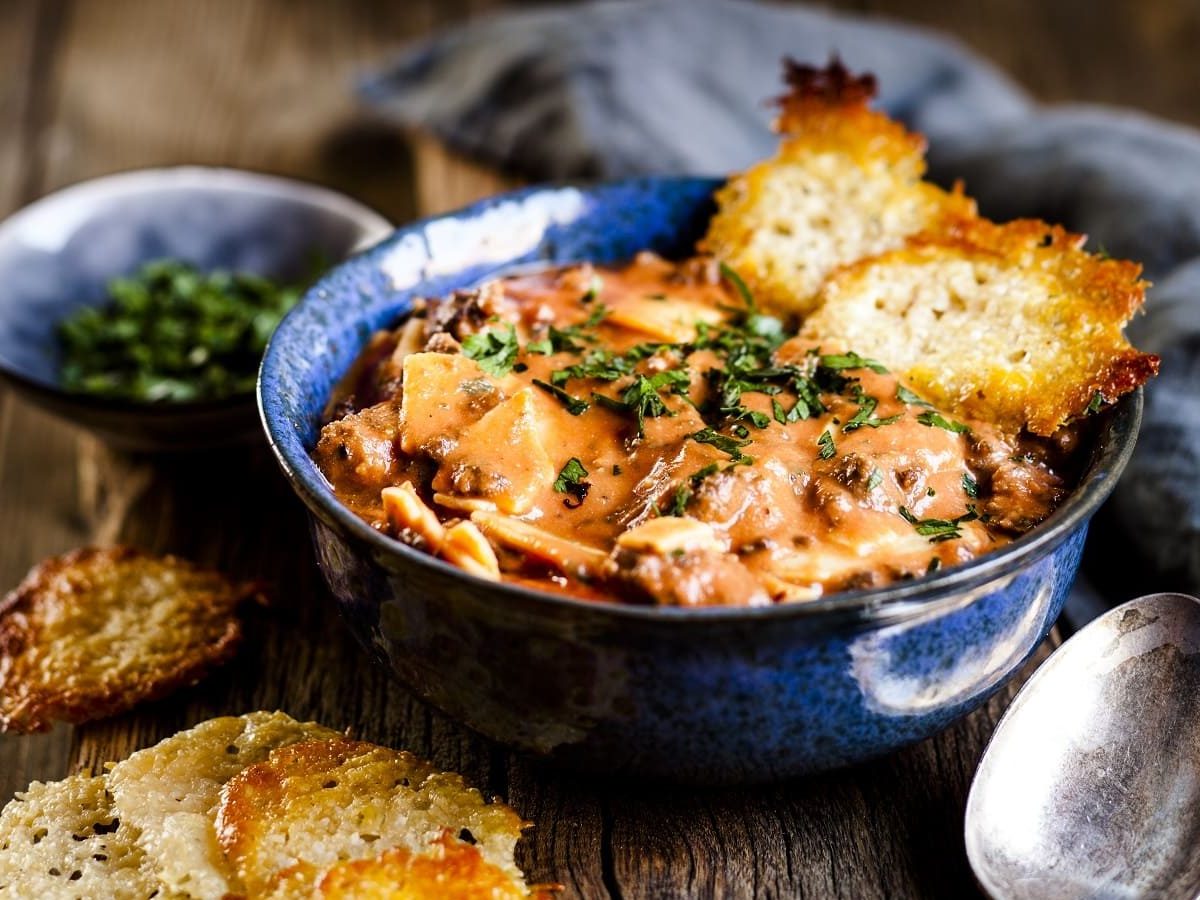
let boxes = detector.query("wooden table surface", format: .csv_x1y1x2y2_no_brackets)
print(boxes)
1,1,1193,897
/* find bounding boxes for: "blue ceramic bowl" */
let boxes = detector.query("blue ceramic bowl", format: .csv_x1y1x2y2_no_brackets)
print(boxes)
0,167,390,451
260,178,1142,784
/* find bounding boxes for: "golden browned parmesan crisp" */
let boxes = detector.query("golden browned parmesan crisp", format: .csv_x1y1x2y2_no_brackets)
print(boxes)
312,832,555,900
702,58,1158,437
0,547,258,734
214,736,537,899
699,58,975,317
800,218,1160,434
2,713,549,899
108,711,340,899
0,773,163,900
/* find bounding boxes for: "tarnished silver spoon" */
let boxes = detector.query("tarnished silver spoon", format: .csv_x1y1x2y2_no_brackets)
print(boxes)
966,592,1200,900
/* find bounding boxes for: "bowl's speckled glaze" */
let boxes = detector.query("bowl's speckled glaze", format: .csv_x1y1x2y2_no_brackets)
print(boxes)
259,177,1141,784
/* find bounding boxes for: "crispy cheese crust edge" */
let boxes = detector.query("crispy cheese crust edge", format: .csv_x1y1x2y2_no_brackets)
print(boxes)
0,546,253,733
805,217,1160,434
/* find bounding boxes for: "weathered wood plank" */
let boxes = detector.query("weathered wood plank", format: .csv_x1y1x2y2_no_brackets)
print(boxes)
0,0,80,805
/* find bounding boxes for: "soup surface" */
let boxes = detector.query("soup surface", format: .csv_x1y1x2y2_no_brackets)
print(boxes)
315,254,1075,606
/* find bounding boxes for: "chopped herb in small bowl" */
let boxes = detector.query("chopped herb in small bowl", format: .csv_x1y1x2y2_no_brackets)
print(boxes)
58,260,302,404
0,165,390,450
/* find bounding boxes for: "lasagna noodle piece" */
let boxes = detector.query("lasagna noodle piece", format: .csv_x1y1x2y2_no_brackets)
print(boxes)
800,218,1159,434
699,58,975,317
431,388,556,515
470,510,610,580
398,352,506,458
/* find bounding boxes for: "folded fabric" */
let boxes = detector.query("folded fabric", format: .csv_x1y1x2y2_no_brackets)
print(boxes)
363,0,1200,607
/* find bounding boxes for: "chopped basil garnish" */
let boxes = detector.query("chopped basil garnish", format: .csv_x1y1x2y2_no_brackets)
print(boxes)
896,384,933,408
1085,392,1106,415
916,411,971,434
719,261,757,312
898,506,980,542
462,324,519,376
533,378,589,415
817,429,836,460
842,391,902,432
553,457,590,508
819,351,889,374
867,469,884,491
57,260,304,403
692,427,752,461
551,348,634,384
583,303,610,328
962,472,979,498
668,484,692,517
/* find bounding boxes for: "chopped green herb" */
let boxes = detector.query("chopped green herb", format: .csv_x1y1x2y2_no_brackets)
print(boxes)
962,472,979,498
550,348,634,384
817,429,836,460
668,484,692,517
553,457,590,508
926,487,936,497
583,303,610,328
590,370,685,436
532,378,589,415
926,558,942,574
462,324,520,376
1085,392,1106,415
57,260,305,402
692,427,752,461
842,392,902,432
734,408,771,429
867,469,884,492
819,351,888,374
512,362,529,373
548,325,589,353
719,261,757,311
621,374,677,434
896,384,933,408
771,397,808,425
689,463,720,484
898,506,979,543
612,464,622,476
916,411,971,434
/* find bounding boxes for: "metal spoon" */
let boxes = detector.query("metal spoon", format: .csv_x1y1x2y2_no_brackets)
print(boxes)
966,592,1200,900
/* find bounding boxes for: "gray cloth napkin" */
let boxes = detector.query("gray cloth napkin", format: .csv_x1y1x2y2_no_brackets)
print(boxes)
363,0,1200,614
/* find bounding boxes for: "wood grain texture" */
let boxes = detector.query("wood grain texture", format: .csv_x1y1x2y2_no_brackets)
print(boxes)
0,0,1186,895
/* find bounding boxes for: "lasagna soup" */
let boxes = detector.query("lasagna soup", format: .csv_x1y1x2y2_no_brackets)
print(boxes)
315,254,1076,607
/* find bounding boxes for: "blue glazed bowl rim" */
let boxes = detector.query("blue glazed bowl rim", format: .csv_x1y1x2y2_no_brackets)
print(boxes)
259,177,1144,626
0,165,392,417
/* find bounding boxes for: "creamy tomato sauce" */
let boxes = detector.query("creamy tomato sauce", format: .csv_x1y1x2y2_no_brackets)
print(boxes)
315,254,1075,606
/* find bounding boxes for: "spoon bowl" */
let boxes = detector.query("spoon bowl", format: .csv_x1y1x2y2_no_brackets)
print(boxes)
966,592,1200,899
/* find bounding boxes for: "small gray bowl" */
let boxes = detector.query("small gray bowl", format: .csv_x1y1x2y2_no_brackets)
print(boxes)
0,167,390,452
